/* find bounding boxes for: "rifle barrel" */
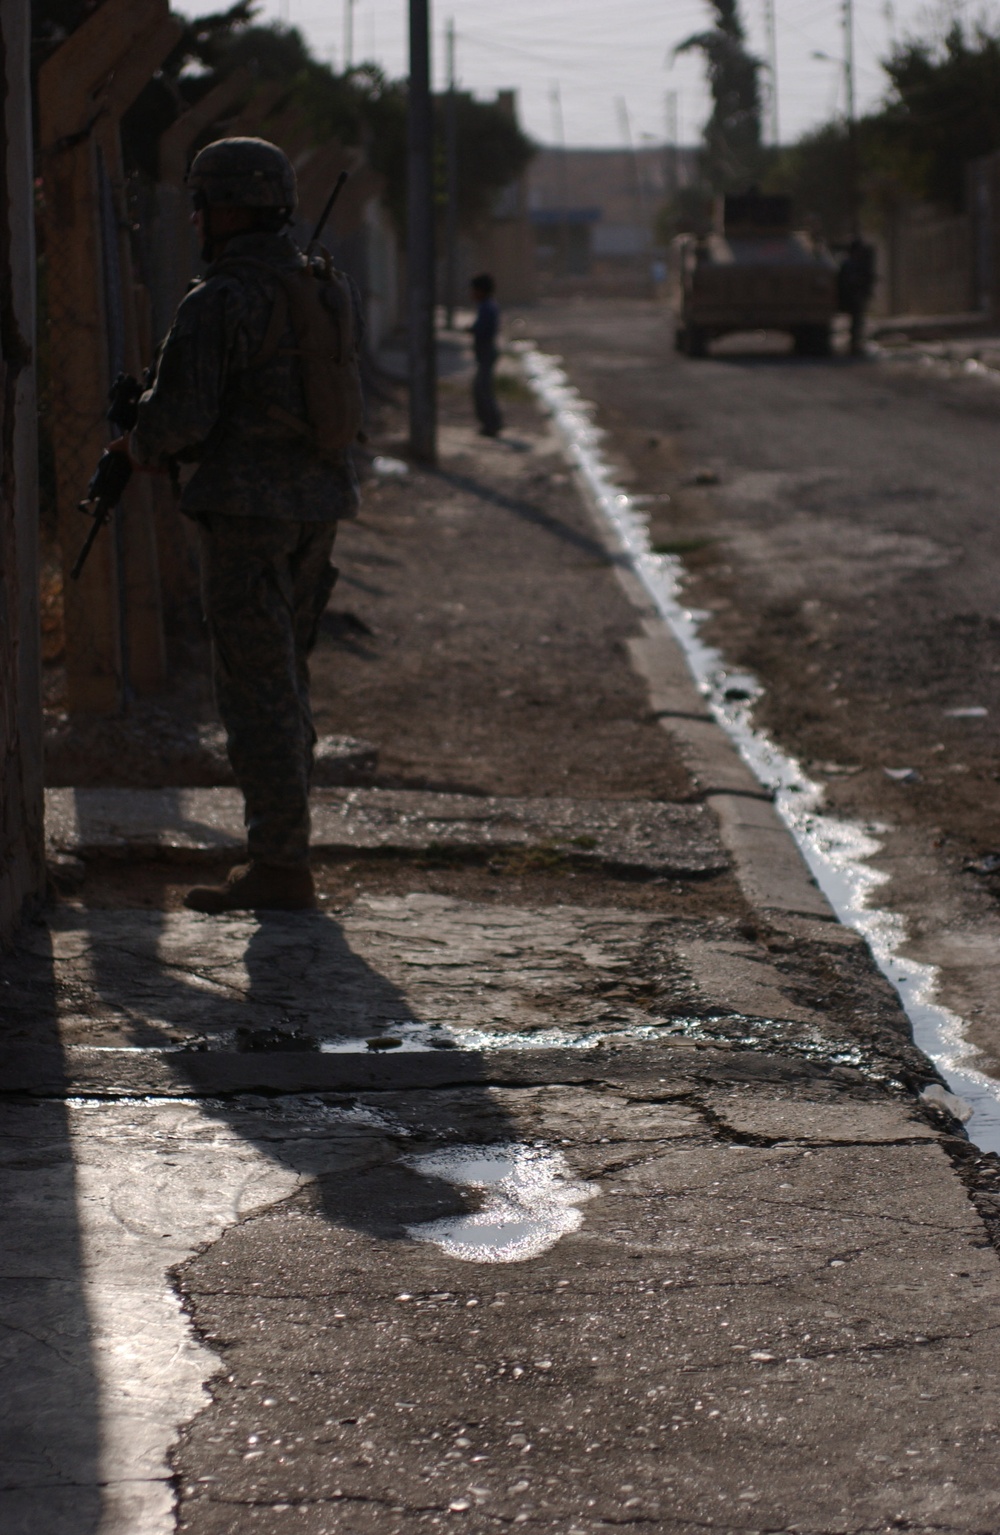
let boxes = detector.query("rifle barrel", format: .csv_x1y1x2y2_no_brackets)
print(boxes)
309,170,349,248
70,508,109,581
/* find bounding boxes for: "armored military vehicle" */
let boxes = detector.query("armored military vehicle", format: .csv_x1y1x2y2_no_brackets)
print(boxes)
672,192,839,357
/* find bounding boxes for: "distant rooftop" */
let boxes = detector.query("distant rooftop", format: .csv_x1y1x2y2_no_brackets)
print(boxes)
527,145,700,228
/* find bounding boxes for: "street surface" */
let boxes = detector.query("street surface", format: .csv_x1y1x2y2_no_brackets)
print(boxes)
4,357,1000,1534
515,301,1000,1089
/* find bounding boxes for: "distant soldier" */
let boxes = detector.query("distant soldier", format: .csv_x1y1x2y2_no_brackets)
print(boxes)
468,272,503,437
838,236,877,357
111,137,364,912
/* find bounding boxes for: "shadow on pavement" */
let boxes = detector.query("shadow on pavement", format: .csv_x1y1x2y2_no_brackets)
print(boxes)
436,466,625,563
0,921,102,1534
78,904,517,1241
2,898,522,1525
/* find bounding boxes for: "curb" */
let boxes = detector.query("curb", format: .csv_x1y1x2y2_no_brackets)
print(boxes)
560,444,837,926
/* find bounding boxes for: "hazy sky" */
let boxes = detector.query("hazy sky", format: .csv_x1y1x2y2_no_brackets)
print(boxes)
180,0,970,149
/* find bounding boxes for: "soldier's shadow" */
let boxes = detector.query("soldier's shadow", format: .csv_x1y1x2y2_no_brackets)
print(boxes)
2,902,520,1532
89,904,518,1243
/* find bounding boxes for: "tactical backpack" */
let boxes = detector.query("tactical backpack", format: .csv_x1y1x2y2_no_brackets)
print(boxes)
211,251,365,462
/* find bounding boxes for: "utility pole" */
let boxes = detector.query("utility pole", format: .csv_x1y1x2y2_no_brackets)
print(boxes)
550,81,569,276
664,89,678,202
764,0,780,145
843,0,859,232
616,95,647,267
445,17,459,329
344,0,356,69
0,0,46,937
407,0,436,463
842,0,855,125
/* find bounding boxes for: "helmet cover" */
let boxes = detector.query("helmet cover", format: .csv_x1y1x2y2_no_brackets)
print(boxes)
187,137,297,212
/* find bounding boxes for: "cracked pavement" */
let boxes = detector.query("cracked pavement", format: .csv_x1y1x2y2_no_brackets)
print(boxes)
4,385,1000,1535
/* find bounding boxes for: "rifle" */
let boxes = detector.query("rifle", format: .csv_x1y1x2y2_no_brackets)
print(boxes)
71,372,143,581
306,169,349,259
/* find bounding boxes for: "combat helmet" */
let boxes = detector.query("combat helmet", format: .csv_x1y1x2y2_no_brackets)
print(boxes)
187,137,297,214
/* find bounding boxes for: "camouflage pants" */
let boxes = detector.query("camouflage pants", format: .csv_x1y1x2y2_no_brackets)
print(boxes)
200,516,338,867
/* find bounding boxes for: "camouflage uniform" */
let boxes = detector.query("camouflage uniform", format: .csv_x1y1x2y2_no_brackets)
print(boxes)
131,228,361,868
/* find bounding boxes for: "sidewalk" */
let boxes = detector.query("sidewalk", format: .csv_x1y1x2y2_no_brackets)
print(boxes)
4,375,1000,1535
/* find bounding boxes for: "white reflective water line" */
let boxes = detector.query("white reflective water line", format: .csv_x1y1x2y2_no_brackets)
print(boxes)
520,344,1000,1155
402,1144,597,1262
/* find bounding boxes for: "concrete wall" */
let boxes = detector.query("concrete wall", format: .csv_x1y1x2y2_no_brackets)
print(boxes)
969,151,1000,319
884,203,976,317
0,5,44,940
470,214,537,305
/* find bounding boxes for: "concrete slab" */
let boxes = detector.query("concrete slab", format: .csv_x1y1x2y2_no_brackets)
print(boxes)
351,1084,705,1148
43,723,378,790
45,786,726,877
23,897,846,1054
708,788,835,919
627,625,835,920
6,1079,994,1535
677,933,826,1025
0,1098,387,1535
0,1041,875,1099
626,626,766,799
702,1087,939,1143
171,1122,1000,1535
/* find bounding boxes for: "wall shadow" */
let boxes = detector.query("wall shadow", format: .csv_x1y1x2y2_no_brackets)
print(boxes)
0,920,102,1534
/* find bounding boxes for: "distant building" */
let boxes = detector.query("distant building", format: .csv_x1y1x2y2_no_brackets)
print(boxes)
527,144,699,291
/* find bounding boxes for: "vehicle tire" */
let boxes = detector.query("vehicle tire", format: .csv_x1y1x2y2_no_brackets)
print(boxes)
793,325,831,357
675,326,688,353
813,324,833,357
686,326,708,358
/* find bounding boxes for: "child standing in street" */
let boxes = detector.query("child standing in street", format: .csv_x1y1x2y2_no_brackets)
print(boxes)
469,273,503,437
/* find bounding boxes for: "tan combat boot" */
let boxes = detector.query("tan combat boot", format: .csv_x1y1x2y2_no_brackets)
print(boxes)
184,862,317,913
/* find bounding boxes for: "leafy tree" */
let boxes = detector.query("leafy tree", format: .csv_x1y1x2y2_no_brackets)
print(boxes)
32,1,534,234
766,16,1000,226
202,30,534,232
874,21,1000,209
675,0,765,191
438,93,536,229
765,121,855,237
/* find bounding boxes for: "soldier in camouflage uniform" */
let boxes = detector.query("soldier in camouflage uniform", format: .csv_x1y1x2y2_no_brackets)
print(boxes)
120,138,363,912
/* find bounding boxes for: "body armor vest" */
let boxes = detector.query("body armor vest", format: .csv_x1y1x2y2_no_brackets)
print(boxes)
210,251,365,462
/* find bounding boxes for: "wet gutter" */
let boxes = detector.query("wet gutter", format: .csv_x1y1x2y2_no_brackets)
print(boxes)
519,343,1000,1154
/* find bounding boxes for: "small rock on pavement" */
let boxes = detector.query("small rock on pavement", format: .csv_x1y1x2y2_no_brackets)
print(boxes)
920,1082,974,1122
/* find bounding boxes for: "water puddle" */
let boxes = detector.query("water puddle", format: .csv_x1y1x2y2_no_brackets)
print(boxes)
402,1143,597,1262
74,1014,878,1065
520,344,1000,1154
319,1019,690,1053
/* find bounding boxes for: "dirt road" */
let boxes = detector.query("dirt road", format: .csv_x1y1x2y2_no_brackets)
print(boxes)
516,300,1000,1082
